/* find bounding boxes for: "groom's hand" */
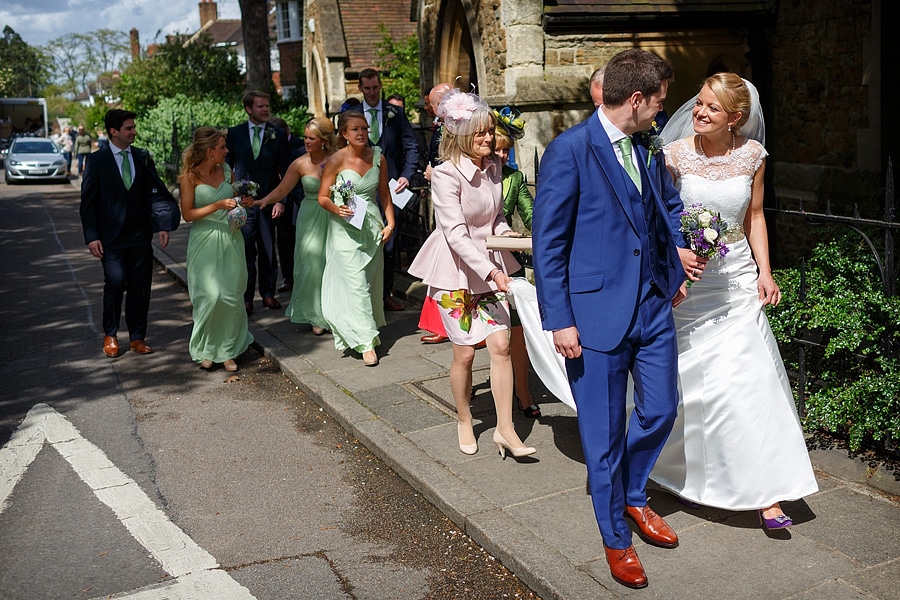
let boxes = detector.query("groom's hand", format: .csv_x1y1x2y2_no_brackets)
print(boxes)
553,326,582,359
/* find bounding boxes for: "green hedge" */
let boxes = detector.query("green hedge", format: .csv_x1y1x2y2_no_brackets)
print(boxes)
768,229,900,451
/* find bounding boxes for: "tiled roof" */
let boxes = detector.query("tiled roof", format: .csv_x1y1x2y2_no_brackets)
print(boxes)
188,19,244,46
337,0,417,75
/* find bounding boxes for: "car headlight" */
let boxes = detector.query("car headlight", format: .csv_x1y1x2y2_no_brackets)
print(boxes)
54,159,66,166
9,160,21,166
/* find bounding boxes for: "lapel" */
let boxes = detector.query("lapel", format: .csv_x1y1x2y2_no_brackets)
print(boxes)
633,136,662,205
587,116,638,232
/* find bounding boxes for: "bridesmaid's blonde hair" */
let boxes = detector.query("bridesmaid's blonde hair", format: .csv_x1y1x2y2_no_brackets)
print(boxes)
305,117,337,155
178,126,226,183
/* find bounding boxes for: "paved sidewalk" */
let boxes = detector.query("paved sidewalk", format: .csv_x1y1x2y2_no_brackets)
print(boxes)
152,214,899,600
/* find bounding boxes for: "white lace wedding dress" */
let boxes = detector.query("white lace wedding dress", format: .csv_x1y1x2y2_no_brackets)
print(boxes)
650,137,818,510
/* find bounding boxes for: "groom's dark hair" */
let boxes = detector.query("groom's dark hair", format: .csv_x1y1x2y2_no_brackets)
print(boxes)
602,49,673,108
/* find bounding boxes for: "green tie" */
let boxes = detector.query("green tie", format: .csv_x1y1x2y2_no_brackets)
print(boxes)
368,108,379,144
251,125,262,159
616,137,641,193
120,150,132,190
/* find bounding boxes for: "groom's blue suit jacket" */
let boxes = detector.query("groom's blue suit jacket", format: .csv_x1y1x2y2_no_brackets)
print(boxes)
533,112,686,352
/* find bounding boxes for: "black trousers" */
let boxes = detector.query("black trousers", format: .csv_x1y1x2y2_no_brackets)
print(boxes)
241,205,278,302
101,242,153,340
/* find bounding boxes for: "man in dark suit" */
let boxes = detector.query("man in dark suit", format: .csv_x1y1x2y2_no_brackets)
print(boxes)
226,91,292,313
269,116,305,293
350,68,419,311
80,109,175,357
533,49,686,589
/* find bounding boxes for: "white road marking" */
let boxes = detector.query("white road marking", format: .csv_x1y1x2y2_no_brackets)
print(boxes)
0,403,256,599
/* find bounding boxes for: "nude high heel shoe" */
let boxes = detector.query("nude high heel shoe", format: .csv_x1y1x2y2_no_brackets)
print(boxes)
493,430,535,459
458,422,478,455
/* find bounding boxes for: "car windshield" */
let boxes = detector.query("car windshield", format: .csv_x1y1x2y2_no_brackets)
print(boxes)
12,141,59,154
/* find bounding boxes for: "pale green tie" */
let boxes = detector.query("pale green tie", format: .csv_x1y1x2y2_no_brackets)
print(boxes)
251,125,262,159
368,108,379,144
616,137,641,193
119,150,132,190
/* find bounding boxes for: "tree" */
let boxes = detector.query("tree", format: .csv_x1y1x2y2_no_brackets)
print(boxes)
0,26,52,96
44,33,92,98
238,0,271,93
115,33,244,115
43,29,130,98
374,27,420,122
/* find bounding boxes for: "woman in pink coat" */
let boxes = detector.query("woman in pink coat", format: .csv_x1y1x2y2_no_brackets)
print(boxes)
409,91,535,459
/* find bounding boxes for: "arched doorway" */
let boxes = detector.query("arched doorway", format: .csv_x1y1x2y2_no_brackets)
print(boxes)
437,0,477,92
307,47,326,117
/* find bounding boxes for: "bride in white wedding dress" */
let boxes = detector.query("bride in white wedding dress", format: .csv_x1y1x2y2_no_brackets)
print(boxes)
653,73,818,529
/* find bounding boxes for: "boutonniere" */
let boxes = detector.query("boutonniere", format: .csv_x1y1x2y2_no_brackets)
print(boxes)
385,106,397,121
637,124,663,168
263,128,277,144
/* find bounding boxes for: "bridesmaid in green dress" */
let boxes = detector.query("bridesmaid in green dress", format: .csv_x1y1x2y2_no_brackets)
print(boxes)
317,111,396,366
256,117,336,335
178,127,254,372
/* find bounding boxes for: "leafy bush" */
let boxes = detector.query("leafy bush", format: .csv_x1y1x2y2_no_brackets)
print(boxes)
135,94,245,182
769,229,900,450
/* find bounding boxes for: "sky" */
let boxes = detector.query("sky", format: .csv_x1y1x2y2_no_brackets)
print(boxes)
1,0,242,48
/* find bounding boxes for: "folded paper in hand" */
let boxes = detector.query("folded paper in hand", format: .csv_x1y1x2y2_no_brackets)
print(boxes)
344,194,368,230
389,178,413,210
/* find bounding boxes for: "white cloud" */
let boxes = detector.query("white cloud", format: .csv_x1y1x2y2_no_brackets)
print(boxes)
1,0,242,47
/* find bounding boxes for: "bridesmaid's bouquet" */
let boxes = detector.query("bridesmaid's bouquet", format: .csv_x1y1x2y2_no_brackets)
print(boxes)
680,203,731,259
330,176,355,205
227,179,259,233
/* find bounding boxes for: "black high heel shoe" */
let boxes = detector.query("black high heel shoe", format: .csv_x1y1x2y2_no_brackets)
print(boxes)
515,396,541,418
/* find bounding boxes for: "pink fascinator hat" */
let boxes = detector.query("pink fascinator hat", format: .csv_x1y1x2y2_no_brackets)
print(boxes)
437,90,493,136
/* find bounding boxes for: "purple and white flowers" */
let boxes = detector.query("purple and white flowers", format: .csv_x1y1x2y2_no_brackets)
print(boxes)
679,202,731,259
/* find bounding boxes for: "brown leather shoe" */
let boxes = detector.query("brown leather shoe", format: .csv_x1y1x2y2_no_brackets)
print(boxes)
625,505,679,548
129,340,154,354
420,333,449,344
604,545,648,589
383,296,405,311
263,296,282,310
103,336,119,357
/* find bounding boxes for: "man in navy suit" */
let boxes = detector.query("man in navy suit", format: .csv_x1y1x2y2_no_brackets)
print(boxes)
80,109,175,357
533,49,686,589
350,68,419,311
227,91,292,313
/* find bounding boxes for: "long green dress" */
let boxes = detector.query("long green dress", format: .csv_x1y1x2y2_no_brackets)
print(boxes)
285,175,329,329
187,164,254,363
321,149,385,353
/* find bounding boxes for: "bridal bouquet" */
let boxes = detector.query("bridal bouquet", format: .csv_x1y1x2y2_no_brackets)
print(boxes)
679,202,731,259
227,179,258,233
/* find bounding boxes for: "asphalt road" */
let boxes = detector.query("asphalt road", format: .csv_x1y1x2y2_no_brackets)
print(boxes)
0,176,539,599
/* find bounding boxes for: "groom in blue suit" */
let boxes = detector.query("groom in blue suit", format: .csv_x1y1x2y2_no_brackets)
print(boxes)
533,49,686,589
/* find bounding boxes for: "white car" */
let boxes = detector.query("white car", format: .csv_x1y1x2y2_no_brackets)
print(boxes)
4,137,69,184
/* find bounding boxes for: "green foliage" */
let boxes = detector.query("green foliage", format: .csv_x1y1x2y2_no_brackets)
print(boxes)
274,104,310,139
769,229,900,450
374,26,420,122
116,34,244,116
135,94,245,182
0,26,52,96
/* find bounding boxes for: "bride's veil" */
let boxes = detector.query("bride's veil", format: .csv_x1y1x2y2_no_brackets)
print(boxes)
659,77,766,147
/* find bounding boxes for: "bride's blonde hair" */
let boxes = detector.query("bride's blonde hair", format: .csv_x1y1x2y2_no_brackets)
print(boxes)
705,73,751,131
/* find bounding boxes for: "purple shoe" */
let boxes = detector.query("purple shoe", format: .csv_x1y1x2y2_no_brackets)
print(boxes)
758,510,793,530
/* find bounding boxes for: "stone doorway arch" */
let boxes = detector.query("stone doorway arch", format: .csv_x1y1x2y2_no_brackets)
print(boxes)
437,0,478,92
307,47,326,117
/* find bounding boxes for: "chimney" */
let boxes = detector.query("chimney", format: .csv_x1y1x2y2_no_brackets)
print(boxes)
129,28,140,60
199,0,218,28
